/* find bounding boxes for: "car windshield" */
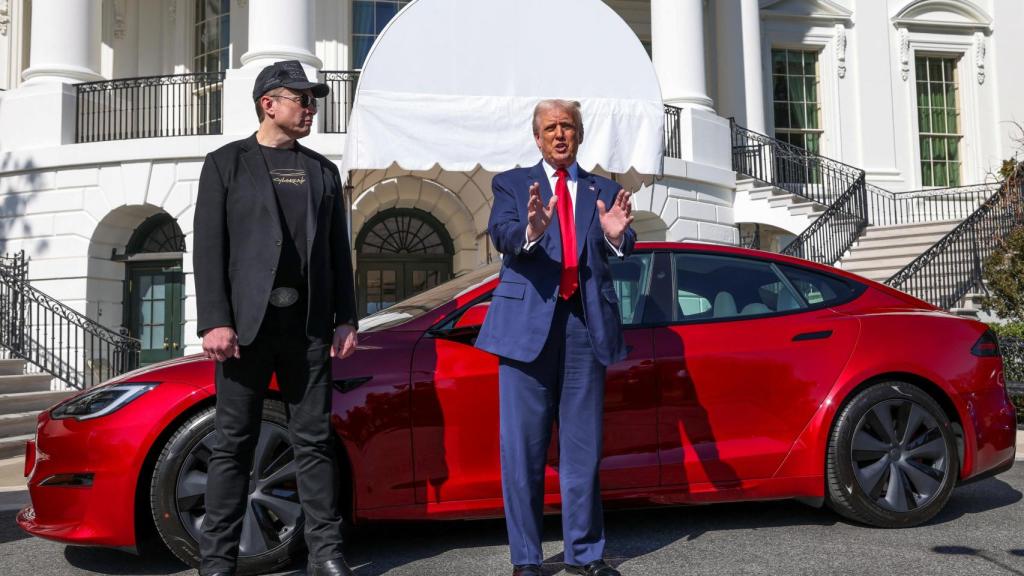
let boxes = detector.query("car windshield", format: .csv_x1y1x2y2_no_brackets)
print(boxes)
359,262,501,332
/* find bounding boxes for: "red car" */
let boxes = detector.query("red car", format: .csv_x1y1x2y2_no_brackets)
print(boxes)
18,242,1017,574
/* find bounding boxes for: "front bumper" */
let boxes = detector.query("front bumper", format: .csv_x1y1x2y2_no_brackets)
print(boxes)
17,381,209,548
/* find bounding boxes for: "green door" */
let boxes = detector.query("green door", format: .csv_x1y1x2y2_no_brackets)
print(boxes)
128,262,184,365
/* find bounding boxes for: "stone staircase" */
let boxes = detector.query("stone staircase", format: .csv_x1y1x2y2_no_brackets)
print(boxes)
0,358,73,459
836,220,960,283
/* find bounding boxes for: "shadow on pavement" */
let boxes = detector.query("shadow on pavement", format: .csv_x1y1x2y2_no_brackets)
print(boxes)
63,543,190,575
0,510,31,545
932,545,1024,576
925,473,1022,526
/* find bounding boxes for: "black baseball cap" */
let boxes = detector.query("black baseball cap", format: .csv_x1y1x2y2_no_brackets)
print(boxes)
252,60,329,101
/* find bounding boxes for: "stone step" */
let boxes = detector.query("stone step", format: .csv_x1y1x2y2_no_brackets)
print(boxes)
851,233,948,250
0,359,26,376
0,390,74,416
0,434,32,460
840,256,916,271
788,201,827,216
0,374,52,395
858,221,960,240
0,412,38,438
843,243,941,262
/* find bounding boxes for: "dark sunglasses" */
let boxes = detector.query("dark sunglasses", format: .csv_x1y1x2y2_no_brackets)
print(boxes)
269,93,317,109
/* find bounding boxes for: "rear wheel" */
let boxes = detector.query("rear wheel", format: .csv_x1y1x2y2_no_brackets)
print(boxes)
149,400,305,575
826,381,959,527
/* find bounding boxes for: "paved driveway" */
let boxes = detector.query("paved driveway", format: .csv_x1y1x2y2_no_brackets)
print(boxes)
1,465,1022,576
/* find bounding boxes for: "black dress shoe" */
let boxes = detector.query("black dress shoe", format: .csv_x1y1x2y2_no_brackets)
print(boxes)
566,559,622,576
307,557,355,576
512,564,542,576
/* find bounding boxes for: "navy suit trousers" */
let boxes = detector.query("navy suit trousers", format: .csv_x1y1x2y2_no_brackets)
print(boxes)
498,294,606,567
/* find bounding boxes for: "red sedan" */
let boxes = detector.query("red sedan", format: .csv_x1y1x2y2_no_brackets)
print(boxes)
18,242,1017,574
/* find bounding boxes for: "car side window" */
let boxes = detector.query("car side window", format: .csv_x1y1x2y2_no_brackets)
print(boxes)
609,253,653,326
669,252,806,322
778,265,860,306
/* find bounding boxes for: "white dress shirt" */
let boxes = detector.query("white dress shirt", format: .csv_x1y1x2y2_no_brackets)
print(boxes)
523,160,623,256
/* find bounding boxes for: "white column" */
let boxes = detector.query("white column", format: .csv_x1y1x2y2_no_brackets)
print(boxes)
739,0,766,133
241,0,322,69
21,0,102,84
651,0,713,110
715,0,766,133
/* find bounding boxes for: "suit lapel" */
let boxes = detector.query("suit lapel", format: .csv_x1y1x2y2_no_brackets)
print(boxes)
297,145,324,259
575,168,598,257
240,137,282,234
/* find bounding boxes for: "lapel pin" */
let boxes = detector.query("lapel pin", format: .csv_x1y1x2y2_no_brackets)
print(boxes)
589,185,596,191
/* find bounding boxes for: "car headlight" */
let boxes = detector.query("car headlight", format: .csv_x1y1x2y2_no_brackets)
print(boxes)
51,383,158,420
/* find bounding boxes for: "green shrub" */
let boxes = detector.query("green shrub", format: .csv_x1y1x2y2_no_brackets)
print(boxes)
981,228,1024,323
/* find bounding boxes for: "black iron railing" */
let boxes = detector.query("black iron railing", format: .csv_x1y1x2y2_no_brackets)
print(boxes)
888,165,1024,309
0,251,140,389
781,173,868,265
75,72,225,143
740,224,762,250
731,121,867,264
664,105,681,159
319,70,360,134
731,121,863,207
867,182,1001,228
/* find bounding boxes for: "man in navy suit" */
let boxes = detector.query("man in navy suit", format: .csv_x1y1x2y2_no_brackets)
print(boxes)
476,100,635,576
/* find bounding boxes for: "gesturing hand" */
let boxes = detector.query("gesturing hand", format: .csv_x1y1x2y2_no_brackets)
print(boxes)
526,181,557,242
597,189,634,247
202,326,240,363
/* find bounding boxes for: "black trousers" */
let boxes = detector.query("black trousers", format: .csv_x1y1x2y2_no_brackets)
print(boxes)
199,303,344,574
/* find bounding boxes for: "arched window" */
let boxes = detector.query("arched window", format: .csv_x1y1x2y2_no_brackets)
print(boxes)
126,213,186,255
356,208,453,316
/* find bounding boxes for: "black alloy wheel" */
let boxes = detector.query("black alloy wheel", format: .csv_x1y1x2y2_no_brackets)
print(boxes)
826,382,959,527
150,400,305,575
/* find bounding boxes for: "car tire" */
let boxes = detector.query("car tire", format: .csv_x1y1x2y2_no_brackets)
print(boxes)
150,400,305,575
826,381,959,528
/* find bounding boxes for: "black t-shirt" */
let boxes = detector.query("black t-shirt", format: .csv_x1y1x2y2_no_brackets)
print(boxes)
260,145,308,290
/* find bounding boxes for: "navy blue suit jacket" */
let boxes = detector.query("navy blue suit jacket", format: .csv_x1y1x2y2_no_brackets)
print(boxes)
475,161,636,367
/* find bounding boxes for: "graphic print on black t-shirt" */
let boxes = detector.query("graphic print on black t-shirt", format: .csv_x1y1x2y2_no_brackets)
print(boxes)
260,146,308,291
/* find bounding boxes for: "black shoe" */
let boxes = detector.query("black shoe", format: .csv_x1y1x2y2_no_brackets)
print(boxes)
307,557,355,576
512,564,542,576
566,560,622,576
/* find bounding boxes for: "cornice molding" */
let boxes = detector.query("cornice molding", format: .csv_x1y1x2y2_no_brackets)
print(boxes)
760,0,853,24
891,0,992,33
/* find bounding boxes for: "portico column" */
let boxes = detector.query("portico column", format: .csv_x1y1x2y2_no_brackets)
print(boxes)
241,0,323,69
21,0,102,84
651,0,713,110
739,0,766,133
714,0,767,133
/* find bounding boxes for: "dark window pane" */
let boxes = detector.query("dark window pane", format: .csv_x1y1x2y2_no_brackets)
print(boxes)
375,1,398,33
790,103,806,129
772,50,787,75
353,1,374,34
774,103,789,128
353,36,374,68
788,77,805,102
773,75,788,101
787,50,802,75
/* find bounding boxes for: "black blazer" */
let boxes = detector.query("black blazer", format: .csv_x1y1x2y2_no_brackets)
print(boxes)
193,133,358,345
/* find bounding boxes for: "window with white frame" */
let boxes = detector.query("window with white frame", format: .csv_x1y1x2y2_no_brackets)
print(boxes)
915,55,962,187
771,49,822,155
353,1,411,69
194,0,230,75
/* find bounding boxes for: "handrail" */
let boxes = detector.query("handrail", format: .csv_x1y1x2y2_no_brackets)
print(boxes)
0,251,140,389
731,121,863,207
318,70,360,134
781,173,868,265
664,105,682,159
75,72,226,143
731,120,867,264
887,164,1024,309
867,181,1001,228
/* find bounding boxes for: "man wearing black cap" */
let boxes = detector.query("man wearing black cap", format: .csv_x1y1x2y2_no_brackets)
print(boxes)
193,60,358,576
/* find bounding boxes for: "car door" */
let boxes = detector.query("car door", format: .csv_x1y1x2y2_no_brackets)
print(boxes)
408,252,660,506
648,251,861,489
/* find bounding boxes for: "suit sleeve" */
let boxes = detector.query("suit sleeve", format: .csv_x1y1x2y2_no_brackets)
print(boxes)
488,174,531,257
193,153,234,336
330,170,359,330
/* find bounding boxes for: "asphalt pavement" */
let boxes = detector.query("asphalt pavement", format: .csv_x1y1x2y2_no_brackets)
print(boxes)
1,460,1022,576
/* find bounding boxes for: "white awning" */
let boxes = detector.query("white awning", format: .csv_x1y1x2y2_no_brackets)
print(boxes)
340,0,666,179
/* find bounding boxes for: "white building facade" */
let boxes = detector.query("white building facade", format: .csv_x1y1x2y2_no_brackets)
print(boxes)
0,0,1021,368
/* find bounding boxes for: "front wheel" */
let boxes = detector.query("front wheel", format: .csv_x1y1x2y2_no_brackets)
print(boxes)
149,400,305,575
826,381,959,527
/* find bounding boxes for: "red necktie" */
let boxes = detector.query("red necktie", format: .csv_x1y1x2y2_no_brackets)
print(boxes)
555,168,578,299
